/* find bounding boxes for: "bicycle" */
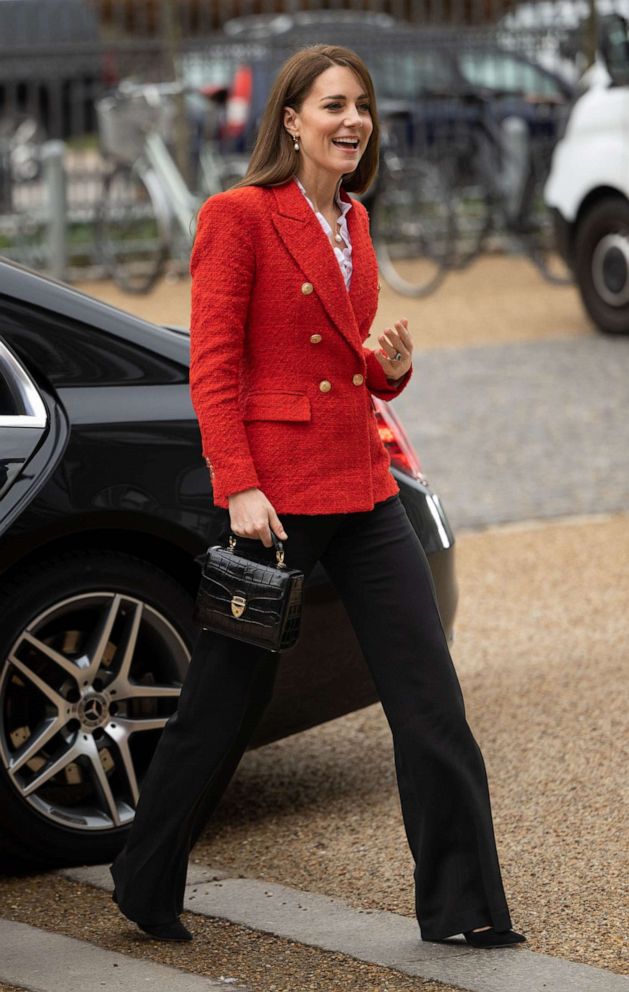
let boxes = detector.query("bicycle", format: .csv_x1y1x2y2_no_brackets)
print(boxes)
431,90,573,285
363,113,455,298
0,115,48,269
96,80,247,294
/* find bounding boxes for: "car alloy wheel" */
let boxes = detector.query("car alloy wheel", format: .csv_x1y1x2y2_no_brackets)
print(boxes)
0,589,189,835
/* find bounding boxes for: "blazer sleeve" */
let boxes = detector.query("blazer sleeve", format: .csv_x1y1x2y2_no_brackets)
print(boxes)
363,347,413,399
189,193,261,501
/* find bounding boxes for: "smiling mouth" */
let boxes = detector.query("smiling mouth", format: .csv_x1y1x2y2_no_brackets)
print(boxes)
332,138,360,151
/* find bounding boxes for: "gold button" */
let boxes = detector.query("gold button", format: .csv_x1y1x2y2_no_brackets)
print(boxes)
352,373,364,386
301,282,314,295
319,380,332,393
310,333,322,344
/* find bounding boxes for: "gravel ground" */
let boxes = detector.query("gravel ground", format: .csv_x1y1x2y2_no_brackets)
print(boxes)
182,514,628,977
0,874,464,992
75,254,589,350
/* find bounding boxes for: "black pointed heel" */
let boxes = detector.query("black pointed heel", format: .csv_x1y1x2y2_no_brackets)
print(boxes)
463,927,526,948
137,920,193,942
112,889,192,941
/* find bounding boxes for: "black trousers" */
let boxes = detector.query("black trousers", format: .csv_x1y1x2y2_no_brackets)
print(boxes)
110,494,512,940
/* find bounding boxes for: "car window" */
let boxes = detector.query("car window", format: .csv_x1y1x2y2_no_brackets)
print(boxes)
372,51,455,99
0,332,71,535
177,52,235,89
0,301,185,388
458,52,564,97
600,14,629,86
0,338,46,427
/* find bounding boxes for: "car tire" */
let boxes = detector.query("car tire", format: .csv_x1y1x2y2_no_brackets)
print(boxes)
0,550,196,867
574,195,629,334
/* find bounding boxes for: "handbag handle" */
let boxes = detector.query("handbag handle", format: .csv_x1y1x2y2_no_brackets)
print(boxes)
228,531,286,569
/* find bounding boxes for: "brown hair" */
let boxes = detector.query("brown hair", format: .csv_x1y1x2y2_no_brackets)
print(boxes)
232,44,380,194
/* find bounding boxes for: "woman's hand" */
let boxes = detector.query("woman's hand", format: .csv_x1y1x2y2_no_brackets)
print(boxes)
376,319,413,380
228,488,288,547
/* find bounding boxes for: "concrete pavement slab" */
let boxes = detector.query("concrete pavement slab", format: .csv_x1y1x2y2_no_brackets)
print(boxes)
61,865,629,992
58,863,232,890
391,335,629,530
0,919,248,992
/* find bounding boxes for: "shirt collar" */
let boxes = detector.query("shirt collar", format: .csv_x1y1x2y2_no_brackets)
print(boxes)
294,177,353,220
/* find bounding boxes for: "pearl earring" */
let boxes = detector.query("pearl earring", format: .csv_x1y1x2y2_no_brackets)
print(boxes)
293,136,300,152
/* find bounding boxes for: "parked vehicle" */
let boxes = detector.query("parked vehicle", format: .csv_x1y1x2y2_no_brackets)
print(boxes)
544,15,629,333
181,15,573,298
0,257,458,866
495,0,629,84
410,87,573,285
370,39,574,288
215,13,575,152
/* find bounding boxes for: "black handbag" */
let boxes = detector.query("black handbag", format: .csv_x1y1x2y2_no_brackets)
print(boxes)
193,533,304,653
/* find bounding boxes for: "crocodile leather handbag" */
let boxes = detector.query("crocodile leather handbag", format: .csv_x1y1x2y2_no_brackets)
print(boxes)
193,533,304,653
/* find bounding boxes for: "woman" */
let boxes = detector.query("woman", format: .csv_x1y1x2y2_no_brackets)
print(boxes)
111,44,525,950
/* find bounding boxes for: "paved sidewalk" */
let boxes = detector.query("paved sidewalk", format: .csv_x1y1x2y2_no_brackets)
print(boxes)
61,865,629,992
391,335,629,530
0,919,249,992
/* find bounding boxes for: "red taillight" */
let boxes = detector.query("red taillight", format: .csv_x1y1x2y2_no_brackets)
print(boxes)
373,399,423,479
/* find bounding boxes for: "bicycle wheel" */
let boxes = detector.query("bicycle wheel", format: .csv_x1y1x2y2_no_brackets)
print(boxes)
437,132,493,270
373,154,453,298
517,139,573,286
97,163,169,294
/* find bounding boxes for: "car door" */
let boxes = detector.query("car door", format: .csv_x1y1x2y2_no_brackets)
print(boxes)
0,336,68,538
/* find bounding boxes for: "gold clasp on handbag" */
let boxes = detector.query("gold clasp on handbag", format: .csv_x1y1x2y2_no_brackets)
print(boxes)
228,535,237,551
231,594,246,618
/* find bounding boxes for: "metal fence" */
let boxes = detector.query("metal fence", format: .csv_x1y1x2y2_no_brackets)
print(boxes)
0,0,623,283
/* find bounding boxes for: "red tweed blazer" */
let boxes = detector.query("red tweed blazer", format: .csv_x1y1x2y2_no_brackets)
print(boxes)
189,179,413,514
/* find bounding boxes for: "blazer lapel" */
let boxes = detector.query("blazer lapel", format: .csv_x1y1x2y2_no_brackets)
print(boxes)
271,180,363,358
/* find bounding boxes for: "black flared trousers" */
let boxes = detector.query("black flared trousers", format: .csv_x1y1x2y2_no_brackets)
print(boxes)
110,494,512,940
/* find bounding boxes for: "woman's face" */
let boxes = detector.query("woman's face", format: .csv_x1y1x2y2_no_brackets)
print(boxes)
284,65,373,182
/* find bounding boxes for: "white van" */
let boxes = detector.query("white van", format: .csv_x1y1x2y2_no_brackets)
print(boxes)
544,14,629,333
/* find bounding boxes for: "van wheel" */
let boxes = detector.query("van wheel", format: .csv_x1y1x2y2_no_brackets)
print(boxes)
574,195,629,334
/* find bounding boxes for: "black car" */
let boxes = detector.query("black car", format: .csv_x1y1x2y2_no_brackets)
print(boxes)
0,257,457,866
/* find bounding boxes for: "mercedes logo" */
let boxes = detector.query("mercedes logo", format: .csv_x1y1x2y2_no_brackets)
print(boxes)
78,693,108,728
